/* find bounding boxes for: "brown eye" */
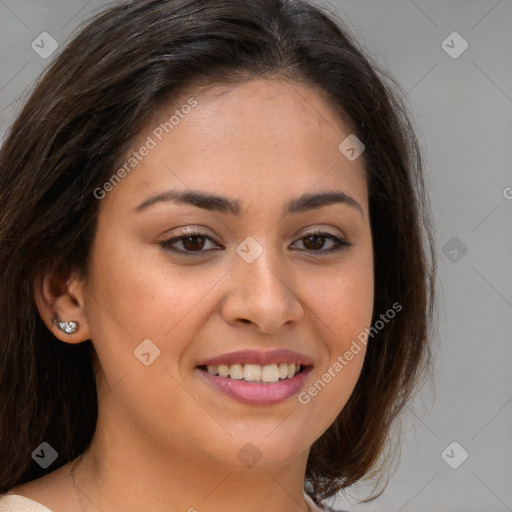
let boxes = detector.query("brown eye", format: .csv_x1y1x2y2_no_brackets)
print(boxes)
181,235,207,251
160,231,219,255
292,231,352,254
160,229,352,257
302,234,327,251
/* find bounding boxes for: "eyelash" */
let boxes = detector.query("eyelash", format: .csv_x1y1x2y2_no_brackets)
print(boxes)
159,229,353,256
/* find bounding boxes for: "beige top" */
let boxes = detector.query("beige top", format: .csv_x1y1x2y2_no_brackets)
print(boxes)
0,492,337,512
0,495,53,512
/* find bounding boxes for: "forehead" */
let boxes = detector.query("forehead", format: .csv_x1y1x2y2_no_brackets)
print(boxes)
98,78,368,216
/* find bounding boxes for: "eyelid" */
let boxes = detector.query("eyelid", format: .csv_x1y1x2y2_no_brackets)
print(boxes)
159,226,353,256
163,224,348,241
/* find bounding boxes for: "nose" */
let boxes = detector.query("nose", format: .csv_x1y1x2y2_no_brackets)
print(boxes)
220,242,304,334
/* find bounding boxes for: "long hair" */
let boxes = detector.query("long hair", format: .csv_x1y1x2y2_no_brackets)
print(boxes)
0,0,436,506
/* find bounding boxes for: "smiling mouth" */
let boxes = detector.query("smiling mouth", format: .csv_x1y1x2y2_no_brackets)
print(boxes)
197,363,307,384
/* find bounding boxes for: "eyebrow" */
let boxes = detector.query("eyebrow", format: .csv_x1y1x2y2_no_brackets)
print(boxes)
133,188,364,219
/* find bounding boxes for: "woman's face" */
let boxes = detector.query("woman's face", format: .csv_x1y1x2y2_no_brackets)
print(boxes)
81,78,373,470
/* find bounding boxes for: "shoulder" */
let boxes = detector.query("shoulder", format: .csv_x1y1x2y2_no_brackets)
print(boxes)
0,494,55,512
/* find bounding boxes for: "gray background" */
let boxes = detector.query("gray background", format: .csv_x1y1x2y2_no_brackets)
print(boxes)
1,1,511,511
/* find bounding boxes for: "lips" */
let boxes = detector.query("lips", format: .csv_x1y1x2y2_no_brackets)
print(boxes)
195,349,313,405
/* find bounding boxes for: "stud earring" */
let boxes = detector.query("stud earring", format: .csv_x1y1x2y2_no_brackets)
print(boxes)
52,315,79,334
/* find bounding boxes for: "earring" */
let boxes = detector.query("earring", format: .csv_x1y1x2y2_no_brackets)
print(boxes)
52,315,79,334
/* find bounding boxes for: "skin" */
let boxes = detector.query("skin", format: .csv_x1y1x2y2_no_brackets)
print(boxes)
13,78,374,512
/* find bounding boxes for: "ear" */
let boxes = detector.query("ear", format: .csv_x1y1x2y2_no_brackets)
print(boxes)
33,261,91,344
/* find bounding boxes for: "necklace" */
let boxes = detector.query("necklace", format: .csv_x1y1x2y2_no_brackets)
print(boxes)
70,454,86,512
69,453,315,512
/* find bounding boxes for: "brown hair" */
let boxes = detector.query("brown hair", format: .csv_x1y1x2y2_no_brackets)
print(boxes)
0,0,436,506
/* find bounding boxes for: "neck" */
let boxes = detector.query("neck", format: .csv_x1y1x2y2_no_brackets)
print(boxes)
74,444,312,512
72,375,314,512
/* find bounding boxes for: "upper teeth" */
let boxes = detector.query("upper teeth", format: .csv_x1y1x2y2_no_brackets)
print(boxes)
206,363,300,382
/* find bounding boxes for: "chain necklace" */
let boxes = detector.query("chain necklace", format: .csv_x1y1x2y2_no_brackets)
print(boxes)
69,453,316,512
70,454,86,512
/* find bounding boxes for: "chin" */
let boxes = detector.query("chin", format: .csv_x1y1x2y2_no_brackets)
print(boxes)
200,431,311,471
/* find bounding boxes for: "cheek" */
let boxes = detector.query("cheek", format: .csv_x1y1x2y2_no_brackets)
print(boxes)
86,227,173,336
84,230,222,376
297,256,373,421
304,258,374,349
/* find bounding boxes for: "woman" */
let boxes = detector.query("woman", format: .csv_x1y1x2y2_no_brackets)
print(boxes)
0,0,436,511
